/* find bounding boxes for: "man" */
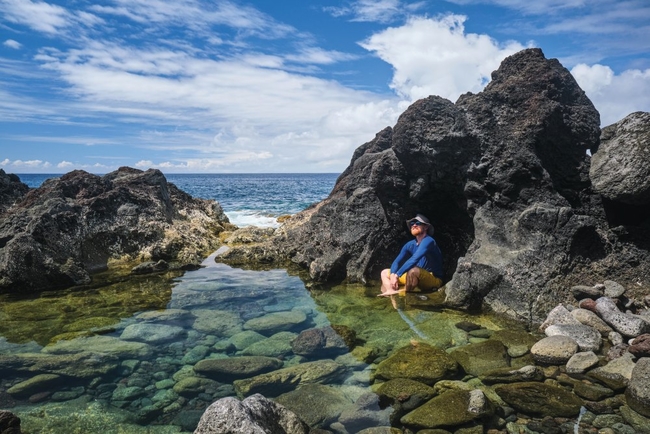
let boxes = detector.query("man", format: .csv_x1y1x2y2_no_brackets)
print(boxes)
378,214,443,297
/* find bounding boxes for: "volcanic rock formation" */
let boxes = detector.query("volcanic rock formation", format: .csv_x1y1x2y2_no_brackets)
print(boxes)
220,48,650,326
0,167,231,293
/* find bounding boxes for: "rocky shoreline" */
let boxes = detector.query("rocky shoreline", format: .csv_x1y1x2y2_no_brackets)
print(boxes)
0,167,234,293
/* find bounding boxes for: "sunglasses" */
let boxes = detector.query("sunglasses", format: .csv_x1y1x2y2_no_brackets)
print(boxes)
409,220,425,227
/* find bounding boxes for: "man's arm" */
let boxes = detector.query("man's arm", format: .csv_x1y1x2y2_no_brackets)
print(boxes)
393,237,434,277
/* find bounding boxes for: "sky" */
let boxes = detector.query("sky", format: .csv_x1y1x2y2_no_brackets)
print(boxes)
0,0,648,174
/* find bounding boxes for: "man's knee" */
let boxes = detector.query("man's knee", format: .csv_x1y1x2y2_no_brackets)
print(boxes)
381,269,391,279
406,268,420,278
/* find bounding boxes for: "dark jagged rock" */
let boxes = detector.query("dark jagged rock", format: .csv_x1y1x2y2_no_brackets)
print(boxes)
221,48,650,326
0,167,231,293
0,169,29,215
591,112,650,205
0,410,21,434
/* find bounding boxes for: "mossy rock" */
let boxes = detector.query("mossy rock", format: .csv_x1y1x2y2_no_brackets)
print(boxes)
490,329,540,350
275,383,351,427
448,340,508,376
194,356,283,380
331,324,357,349
62,317,119,333
375,343,458,385
494,382,584,417
375,378,436,404
400,389,493,429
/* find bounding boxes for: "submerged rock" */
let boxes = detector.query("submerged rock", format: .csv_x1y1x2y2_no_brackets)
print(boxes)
233,359,346,398
243,310,308,336
0,352,118,378
194,356,283,381
400,389,493,430
274,384,350,428
448,339,509,376
494,382,584,417
291,326,349,358
374,343,458,385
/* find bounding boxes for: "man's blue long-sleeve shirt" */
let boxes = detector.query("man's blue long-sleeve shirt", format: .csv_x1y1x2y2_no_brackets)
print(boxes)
390,235,443,278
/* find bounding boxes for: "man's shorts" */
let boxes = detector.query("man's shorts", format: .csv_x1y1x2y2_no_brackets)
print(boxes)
397,268,443,290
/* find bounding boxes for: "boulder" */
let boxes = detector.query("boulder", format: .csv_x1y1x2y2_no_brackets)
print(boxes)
243,311,307,336
400,389,493,430
240,332,296,358
530,335,578,365
448,340,509,376
595,297,649,337
630,334,650,357
544,323,602,352
587,352,636,390
0,410,21,434
290,326,348,358
6,374,61,398
338,393,393,433
120,323,185,344
375,378,437,405
590,112,650,205
194,356,283,381
479,365,544,384
494,382,584,417
194,393,309,434
274,384,351,428
0,170,29,214
0,352,118,378
374,343,458,385
233,360,346,398
625,357,650,418
0,167,230,293
571,308,613,335
539,305,580,332
565,351,600,374
603,280,626,298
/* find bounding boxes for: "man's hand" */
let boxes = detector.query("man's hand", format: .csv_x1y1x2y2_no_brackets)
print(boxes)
390,273,399,290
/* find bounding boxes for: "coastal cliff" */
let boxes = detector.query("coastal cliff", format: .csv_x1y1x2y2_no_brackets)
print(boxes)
220,48,650,326
0,167,232,293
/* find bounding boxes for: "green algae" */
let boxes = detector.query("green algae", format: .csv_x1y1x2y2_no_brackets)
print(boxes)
0,274,175,345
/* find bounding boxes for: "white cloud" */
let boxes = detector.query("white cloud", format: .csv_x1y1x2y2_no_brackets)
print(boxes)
90,0,294,39
446,0,592,15
57,161,74,168
325,0,426,23
360,15,526,102
571,63,650,126
3,39,21,49
0,0,71,34
9,159,51,168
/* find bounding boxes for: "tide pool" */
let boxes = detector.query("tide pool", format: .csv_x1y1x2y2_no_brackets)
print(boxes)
0,252,522,433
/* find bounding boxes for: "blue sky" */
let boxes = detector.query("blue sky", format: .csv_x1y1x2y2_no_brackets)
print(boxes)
0,0,648,174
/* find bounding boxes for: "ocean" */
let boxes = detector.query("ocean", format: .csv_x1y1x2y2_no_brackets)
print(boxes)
17,173,339,227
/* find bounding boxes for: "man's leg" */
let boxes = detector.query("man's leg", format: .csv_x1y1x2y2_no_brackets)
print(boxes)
404,267,420,293
378,269,400,296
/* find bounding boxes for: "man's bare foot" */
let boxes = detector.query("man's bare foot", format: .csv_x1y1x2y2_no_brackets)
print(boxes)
377,290,400,297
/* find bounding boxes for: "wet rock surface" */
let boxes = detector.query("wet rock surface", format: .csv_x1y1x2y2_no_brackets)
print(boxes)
0,167,231,294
